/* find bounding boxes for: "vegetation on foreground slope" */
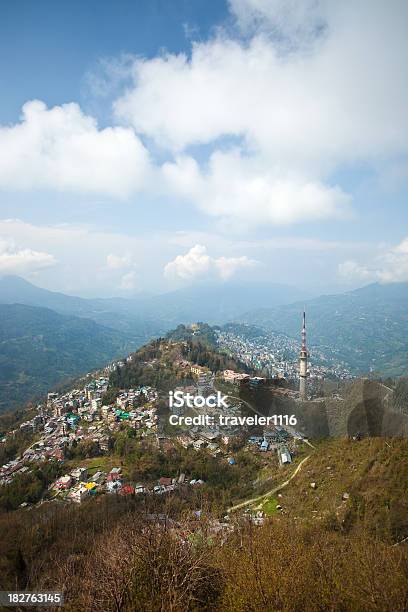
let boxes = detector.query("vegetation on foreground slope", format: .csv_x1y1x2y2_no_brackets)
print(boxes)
0,437,407,611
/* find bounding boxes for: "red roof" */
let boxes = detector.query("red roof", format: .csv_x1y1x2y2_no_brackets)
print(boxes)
107,472,120,482
51,449,64,460
159,477,172,487
120,485,135,496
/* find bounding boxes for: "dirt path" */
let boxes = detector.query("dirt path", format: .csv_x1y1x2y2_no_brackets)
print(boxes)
227,454,311,513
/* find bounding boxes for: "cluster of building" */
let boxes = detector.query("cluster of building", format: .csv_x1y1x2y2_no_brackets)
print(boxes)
216,328,298,378
46,379,158,435
247,427,298,465
0,457,31,486
53,466,135,503
216,324,353,390
169,377,245,447
1,369,159,488
173,359,216,395
51,466,204,504
223,370,251,384
168,358,296,450
2,314,337,505
222,370,270,389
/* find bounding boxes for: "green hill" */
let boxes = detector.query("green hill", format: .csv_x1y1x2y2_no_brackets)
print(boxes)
0,303,139,411
265,437,408,542
0,274,165,338
106,333,250,398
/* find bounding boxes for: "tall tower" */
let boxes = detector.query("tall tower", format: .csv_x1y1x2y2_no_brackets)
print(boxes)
299,311,308,400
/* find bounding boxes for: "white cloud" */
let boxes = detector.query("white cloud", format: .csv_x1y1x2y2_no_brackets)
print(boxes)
0,219,368,294
106,253,139,291
338,260,376,283
3,2,407,232
0,237,56,274
338,238,408,284
115,4,408,163
0,100,151,198
214,255,256,280
229,0,326,47
164,244,257,281
112,1,408,227
0,219,234,295
0,219,152,295
164,245,211,280
162,150,350,226
106,253,132,270
119,271,137,290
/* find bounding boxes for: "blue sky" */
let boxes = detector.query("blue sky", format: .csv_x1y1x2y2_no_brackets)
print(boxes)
0,1,228,123
0,0,407,297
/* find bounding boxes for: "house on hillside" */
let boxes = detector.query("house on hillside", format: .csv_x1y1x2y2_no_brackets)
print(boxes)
159,477,173,487
70,467,88,482
85,482,98,494
106,480,122,493
70,485,89,503
107,467,122,482
191,365,210,377
55,475,72,490
260,439,269,452
278,445,292,465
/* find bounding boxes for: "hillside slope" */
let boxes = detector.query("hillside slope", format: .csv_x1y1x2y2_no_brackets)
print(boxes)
0,275,164,338
0,436,407,611
276,437,408,542
0,304,138,411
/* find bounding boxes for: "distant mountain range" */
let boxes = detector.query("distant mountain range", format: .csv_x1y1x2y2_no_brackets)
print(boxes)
1,275,408,412
0,275,164,338
241,282,408,376
0,303,140,412
130,280,309,325
0,275,308,328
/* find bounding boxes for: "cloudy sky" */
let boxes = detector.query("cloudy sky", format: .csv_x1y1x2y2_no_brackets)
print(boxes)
0,0,407,297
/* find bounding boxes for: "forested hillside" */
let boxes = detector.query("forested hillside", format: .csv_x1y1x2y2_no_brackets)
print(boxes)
0,304,138,411
106,335,249,400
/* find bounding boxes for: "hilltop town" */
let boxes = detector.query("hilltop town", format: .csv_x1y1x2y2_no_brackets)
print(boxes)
3,320,407,515
1,325,317,511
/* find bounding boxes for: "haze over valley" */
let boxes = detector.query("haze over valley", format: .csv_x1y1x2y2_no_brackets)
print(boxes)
1,274,408,411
